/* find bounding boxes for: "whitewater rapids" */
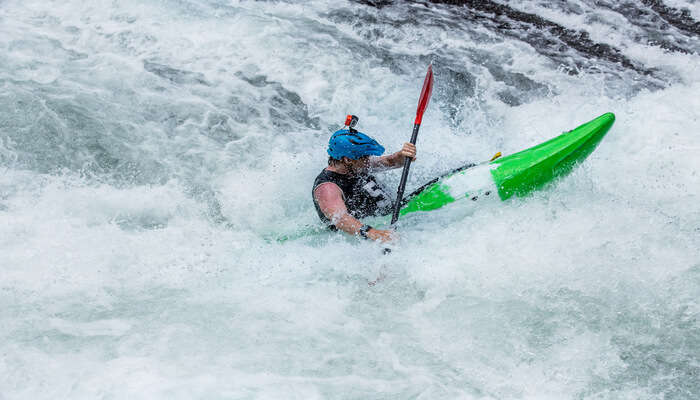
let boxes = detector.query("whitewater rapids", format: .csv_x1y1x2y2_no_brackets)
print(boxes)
1,1,699,398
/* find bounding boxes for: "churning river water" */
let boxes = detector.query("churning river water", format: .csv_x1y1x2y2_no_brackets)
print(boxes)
1,0,699,398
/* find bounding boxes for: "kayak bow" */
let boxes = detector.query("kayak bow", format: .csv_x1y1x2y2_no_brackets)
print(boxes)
399,112,615,215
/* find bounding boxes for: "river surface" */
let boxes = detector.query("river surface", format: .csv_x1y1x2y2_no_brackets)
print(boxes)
1,0,699,398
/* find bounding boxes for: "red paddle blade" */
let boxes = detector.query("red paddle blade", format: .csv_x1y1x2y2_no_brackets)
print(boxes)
414,64,434,125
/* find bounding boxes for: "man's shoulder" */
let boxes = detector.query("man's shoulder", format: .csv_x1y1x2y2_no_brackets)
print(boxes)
315,168,349,183
313,169,338,190
314,168,332,183
313,172,345,202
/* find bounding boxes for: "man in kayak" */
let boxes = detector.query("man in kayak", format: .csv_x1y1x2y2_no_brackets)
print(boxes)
312,115,416,242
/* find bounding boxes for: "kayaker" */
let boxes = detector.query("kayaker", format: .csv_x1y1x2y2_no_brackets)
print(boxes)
312,115,416,243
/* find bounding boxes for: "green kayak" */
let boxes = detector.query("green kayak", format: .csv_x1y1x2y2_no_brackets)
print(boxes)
274,112,614,242
399,112,615,215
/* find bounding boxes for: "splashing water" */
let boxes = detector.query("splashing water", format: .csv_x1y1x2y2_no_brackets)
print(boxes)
1,0,699,398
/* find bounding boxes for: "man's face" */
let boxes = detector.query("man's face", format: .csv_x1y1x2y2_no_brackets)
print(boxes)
343,156,369,173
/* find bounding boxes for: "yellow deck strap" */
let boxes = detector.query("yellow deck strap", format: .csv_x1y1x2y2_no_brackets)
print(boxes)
489,152,502,161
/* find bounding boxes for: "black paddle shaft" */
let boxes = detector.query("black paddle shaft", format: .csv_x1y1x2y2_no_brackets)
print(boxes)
390,122,421,225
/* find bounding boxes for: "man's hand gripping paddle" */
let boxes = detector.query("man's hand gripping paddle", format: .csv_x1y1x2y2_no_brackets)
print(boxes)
384,65,434,254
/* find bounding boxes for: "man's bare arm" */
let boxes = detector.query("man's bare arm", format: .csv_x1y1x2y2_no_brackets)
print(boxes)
313,183,395,242
368,142,417,171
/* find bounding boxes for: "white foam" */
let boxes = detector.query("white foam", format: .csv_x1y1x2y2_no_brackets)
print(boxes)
1,0,699,398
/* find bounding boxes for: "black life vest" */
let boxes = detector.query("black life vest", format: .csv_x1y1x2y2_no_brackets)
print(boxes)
312,169,394,227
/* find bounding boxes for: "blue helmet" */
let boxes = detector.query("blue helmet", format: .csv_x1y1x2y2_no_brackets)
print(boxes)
327,129,385,160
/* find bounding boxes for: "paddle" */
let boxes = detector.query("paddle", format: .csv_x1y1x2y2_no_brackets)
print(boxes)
390,64,434,226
